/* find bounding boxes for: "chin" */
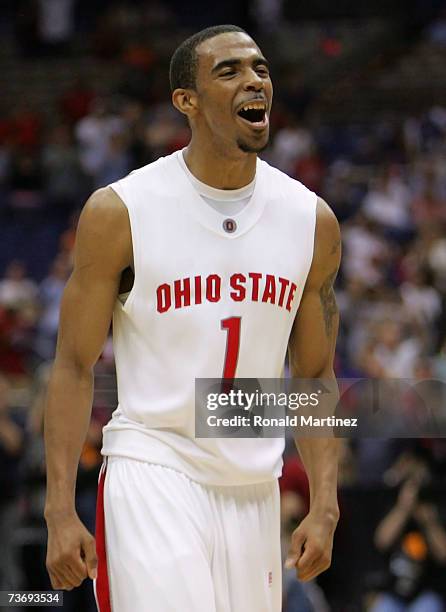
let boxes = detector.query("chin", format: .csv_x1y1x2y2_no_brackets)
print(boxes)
237,134,270,154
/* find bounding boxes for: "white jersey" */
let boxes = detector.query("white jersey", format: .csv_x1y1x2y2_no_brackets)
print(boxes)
101,149,317,485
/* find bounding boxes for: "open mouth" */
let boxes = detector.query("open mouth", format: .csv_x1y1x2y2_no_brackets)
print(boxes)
236,102,267,127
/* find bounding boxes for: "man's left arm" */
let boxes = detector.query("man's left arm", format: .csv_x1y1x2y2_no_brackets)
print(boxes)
284,197,341,582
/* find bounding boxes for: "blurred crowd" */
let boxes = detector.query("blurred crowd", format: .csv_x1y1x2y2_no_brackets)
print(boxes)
1,1,446,611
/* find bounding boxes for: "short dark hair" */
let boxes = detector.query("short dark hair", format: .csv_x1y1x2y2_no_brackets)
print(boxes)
169,24,247,92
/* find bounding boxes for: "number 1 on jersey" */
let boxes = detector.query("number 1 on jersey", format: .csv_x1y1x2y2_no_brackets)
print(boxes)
221,317,241,379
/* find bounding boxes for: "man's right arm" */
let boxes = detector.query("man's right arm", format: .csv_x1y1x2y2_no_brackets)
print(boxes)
44,187,132,590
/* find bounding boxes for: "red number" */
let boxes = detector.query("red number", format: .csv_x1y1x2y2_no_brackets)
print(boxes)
221,317,241,379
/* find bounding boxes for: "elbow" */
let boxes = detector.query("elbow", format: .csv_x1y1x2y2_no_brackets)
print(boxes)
52,353,95,381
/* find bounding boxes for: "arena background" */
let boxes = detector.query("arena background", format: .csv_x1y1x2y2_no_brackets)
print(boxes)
1,1,446,611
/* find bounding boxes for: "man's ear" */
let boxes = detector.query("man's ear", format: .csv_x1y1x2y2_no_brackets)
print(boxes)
172,89,198,118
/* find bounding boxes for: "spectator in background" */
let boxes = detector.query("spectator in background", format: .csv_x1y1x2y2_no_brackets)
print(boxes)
360,319,421,378
351,440,414,488
362,166,413,241
336,278,370,374
120,100,150,168
371,463,446,612
401,266,441,330
270,112,314,175
323,160,364,222
425,225,446,292
411,177,446,227
403,116,423,159
0,304,36,379
34,256,71,362
293,142,324,194
427,8,446,46
342,214,390,288
0,261,38,310
251,0,284,34
0,374,25,590
42,124,86,217
36,0,75,55
143,103,189,160
95,132,131,189
0,262,38,378
433,338,446,380
59,79,96,126
75,98,124,185
9,105,42,151
410,157,446,205
7,152,44,215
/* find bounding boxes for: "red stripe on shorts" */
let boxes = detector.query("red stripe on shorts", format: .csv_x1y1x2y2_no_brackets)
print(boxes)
95,462,111,612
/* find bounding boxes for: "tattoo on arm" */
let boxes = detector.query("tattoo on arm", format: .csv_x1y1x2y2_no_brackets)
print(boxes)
320,270,338,337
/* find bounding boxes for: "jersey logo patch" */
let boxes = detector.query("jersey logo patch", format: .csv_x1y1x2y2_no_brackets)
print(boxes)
223,218,237,233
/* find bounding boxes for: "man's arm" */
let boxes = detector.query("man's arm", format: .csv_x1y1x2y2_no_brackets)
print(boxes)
414,503,446,564
44,187,132,590
284,197,341,582
374,477,420,552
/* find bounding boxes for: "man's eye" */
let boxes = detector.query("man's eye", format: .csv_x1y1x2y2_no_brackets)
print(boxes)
221,70,236,77
256,67,269,76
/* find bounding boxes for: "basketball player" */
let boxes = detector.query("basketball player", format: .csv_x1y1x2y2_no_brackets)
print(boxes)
44,25,340,611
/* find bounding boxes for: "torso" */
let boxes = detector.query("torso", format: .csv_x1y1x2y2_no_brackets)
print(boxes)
101,150,318,486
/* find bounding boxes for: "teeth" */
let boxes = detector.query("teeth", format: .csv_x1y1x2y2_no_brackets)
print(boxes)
241,103,266,111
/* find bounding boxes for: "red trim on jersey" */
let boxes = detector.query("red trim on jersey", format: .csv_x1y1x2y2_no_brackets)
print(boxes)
95,462,111,612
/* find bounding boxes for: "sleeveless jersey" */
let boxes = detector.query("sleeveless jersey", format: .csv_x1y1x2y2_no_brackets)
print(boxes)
101,150,317,486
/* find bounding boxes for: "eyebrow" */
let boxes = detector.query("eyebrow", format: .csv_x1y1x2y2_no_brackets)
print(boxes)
211,57,270,74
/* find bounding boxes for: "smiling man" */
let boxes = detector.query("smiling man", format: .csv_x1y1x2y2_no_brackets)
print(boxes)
44,25,341,612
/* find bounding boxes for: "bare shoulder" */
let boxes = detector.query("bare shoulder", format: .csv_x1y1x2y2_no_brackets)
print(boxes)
307,197,341,288
315,197,341,252
75,187,133,276
79,186,129,235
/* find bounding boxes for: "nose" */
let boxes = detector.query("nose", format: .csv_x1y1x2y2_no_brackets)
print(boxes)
243,69,264,92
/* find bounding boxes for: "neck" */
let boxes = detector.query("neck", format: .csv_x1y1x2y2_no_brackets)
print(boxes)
183,135,257,190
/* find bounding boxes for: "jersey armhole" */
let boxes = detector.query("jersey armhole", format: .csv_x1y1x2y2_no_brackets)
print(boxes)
109,182,139,314
292,189,318,311
307,191,318,272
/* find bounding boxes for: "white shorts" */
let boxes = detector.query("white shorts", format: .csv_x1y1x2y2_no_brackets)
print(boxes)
94,457,282,612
